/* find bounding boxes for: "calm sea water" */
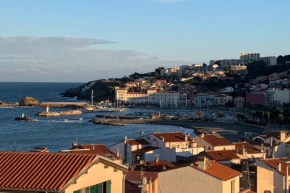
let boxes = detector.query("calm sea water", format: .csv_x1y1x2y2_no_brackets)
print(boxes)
0,82,193,152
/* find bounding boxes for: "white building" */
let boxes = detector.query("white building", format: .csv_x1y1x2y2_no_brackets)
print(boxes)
265,89,290,107
240,52,260,64
193,133,235,151
261,56,277,66
115,87,180,107
110,132,204,165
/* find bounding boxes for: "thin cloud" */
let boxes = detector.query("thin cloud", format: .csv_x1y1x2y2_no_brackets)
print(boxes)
0,36,190,82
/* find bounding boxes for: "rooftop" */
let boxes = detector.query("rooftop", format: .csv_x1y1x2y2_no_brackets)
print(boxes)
153,132,191,142
233,142,261,154
202,150,240,161
262,158,290,176
191,160,241,181
0,151,96,191
126,170,158,182
201,133,233,146
126,139,150,146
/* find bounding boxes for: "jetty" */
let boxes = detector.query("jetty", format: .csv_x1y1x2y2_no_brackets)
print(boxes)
36,109,82,117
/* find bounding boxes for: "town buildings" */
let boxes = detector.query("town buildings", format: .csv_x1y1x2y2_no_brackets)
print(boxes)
265,89,290,107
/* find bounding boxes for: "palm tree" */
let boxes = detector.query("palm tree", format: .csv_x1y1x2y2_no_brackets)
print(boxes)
236,112,245,122
285,117,290,130
197,110,204,119
278,114,284,129
251,110,256,121
216,111,224,118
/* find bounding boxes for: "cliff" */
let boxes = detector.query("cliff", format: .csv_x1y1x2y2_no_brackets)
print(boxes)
61,79,121,102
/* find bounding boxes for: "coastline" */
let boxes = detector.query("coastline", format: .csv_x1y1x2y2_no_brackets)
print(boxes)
120,119,266,134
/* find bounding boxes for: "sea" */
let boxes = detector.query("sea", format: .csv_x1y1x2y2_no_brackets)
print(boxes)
0,82,193,152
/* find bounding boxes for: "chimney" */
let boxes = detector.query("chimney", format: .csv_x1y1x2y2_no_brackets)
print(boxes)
198,156,207,170
155,154,160,163
260,143,264,153
280,131,286,142
116,148,120,157
140,131,144,138
72,140,78,148
242,145,246,155
201,133,205,139
185,133,189,142
270,139,273,147
277,163,282,172
124,136,127,144
160,136,164,142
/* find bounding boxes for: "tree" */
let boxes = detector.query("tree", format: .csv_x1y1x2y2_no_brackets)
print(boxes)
251,110,256,121
285,117,290,129
197,110,204,119
278,114,284,129
216,111,224,118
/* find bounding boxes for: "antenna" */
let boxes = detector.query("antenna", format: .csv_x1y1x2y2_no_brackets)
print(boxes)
91,90,94,107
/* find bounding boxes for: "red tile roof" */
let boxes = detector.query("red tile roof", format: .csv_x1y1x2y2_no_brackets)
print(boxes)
126,171,158,182
0,151,96,191
255,131,287,141
132,146,160,154
202,150,240,161
142,160,175,168
201,134,233,146
191,160,241,181
126,139,150,146
262,158,290,176
240,189,256,193
153,132,191,142
69,144,119,160
233,142,261,154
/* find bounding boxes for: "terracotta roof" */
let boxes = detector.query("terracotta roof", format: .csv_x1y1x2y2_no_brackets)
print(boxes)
126,170,158,182
126,139,150,146
255,131,288,141
233,142,261,154
0,151,96,191
201,134,233,146
191,160,241,181
132,146,160,154
69,144,119,160
202,150,240,161
262,158,290,176
142,160,175,168
240,189,256,193
153,132,191,142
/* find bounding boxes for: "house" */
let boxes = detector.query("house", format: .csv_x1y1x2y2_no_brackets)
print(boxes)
61,142,120,162
126,156,242,193
246,92,265,106
234,97,245,108
198,150,241,165
233,141,265,160
158,157,241,193
110,137,152,165
0,151,128,193
193,133,235,151
142,132,204,162
110,132,203,165
249,131,290,158
257,158,290,193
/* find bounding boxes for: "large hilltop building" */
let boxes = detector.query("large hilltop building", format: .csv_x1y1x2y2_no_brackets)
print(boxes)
115,87,180,107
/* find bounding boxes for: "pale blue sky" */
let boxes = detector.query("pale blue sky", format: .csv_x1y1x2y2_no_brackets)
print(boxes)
0,0,289,82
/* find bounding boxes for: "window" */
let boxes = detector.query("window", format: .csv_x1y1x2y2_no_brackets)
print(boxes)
75,181,111,193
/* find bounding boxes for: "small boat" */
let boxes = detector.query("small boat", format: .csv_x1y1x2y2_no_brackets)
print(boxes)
15,113,34,121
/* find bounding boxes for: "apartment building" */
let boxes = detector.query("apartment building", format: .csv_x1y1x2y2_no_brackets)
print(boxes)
240,52,260,64
246,91,266,106
261,56,277,66
265,89,290,107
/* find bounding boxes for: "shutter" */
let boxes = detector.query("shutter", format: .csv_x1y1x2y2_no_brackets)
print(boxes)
90,185,97,193
74,190,80,193
106,181,111,193
96,183,102,193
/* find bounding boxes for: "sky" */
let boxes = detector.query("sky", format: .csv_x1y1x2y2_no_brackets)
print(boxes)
0,0,289,82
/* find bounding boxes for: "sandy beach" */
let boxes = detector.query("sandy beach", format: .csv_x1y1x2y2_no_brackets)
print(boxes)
120,119,266,134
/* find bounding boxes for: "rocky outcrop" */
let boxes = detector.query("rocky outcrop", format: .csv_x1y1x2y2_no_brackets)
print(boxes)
0,100,6,106
19,96,40,106
36,110,82,117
